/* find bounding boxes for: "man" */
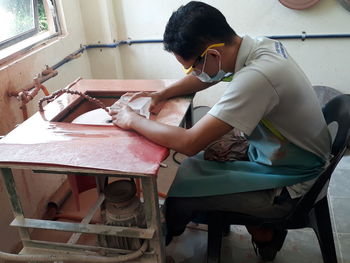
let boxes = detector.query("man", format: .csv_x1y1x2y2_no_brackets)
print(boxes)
111,1,331,260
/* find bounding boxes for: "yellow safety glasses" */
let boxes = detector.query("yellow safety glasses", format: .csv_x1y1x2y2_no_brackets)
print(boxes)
184,43,225,75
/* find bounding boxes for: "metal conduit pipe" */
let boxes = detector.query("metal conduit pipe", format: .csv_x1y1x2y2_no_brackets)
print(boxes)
41,33,350,84
0,240,148,262
51,33,350,71
48,40,163,76
51,47,85,71
268,33,350,40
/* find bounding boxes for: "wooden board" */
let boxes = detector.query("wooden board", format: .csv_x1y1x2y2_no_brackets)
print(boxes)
0,79,191,176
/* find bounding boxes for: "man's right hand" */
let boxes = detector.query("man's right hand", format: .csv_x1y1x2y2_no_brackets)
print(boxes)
123,75,213,115
125,91,164,114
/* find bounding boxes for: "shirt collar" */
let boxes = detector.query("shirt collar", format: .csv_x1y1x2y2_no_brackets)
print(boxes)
234,35,255,74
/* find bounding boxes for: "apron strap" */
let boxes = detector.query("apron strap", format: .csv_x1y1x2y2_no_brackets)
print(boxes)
261,118,286,141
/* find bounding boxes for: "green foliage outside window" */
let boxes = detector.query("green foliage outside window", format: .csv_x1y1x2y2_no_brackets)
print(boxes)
38,0,48,32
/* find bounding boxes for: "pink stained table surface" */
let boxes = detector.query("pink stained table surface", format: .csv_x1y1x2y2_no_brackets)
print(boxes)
0,79,192,176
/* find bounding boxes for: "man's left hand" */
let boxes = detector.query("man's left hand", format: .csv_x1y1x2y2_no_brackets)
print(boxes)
110,105,141,130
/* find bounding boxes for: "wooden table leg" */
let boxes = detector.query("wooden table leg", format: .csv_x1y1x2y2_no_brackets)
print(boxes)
141,176,166,263
1,168,31,242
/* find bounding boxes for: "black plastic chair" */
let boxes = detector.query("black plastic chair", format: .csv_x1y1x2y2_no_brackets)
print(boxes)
206,94,350,263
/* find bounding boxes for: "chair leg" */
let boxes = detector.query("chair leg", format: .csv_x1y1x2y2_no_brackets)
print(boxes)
207,212,224,263
309,198,338,263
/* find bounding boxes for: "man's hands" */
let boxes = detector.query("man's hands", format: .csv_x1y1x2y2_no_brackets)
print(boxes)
109,91,164,129
109,89,233,156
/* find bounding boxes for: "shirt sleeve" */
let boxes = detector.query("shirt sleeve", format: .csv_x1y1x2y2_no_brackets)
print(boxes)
208,68,279,135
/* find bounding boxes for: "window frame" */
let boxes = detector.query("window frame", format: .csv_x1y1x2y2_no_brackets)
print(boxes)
0,0,62,62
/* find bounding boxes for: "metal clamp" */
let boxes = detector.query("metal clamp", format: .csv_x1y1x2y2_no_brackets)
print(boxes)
301,31,307,41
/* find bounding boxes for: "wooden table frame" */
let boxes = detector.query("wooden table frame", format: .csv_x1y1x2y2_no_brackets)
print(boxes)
0,79,193,263
1,166,165,262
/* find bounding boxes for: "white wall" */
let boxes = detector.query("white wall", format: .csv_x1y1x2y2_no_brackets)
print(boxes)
107,0,350,105
79,0,124,79
0,0,92,252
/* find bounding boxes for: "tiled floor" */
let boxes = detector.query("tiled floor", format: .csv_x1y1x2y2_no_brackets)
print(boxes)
329,152,350,263
28,150,350,263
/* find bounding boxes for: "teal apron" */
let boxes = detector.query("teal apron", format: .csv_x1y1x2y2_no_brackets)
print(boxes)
168,122,326,197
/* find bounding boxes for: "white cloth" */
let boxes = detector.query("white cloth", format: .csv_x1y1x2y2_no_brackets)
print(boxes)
110,95,151,119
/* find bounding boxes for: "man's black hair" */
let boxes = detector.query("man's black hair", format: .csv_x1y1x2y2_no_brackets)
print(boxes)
163,1,237,60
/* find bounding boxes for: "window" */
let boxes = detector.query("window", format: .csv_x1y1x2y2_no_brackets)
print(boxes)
0,0,61,56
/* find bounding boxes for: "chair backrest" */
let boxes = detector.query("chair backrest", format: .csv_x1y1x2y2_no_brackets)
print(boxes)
288,94,350,219
323,94,350,154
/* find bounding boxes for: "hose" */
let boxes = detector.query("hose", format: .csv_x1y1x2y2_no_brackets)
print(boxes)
38,85,109,114
0,240,148,262
172,152,182,165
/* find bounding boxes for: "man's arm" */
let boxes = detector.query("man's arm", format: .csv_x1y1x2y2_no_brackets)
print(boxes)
111,106,232,156
158,75,215,100
128,75,216,112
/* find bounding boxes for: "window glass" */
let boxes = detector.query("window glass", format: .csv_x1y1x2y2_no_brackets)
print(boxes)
0,0,60,53
0,0,36,43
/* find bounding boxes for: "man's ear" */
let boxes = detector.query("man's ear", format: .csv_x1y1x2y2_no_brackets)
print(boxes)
207,49,221,59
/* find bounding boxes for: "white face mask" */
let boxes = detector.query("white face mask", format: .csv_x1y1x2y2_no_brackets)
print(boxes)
196,69,232,83
195,50,232,83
